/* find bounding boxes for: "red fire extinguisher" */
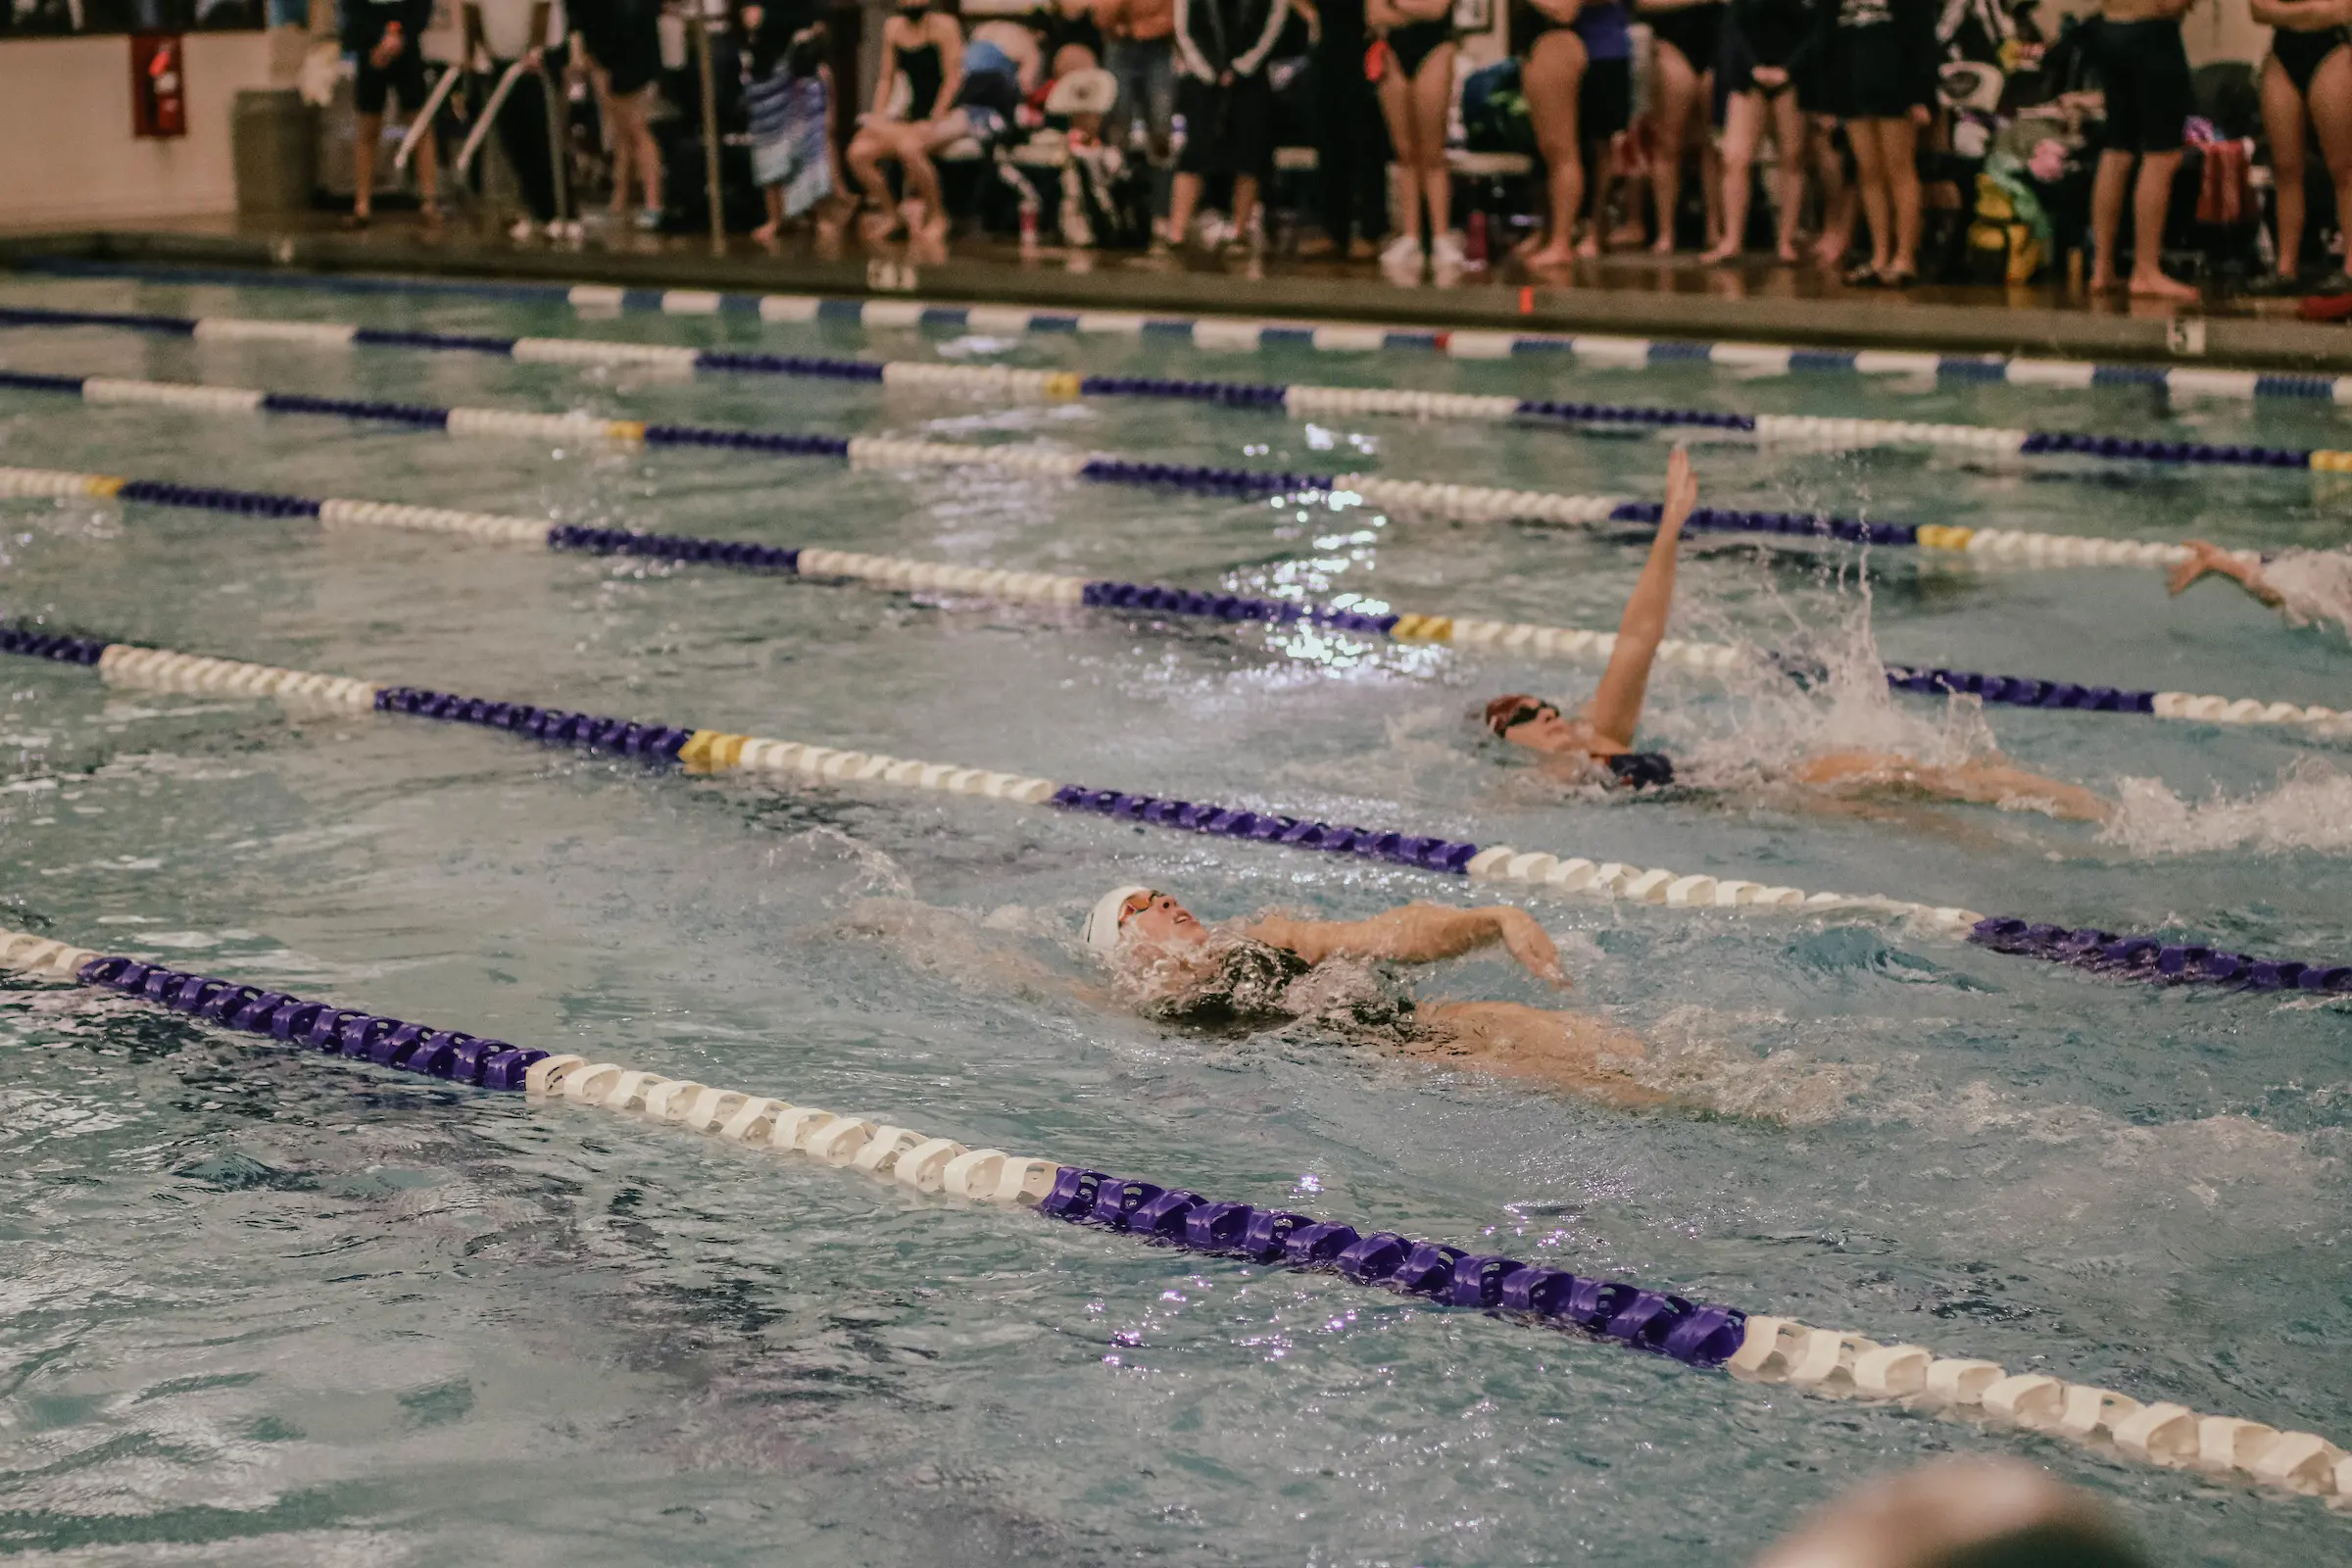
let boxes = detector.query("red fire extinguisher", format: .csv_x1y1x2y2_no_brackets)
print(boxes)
130,31,187,140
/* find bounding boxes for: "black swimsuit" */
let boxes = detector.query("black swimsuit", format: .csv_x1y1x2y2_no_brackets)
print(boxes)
2274,24,2349,97
1385,19,1453,77
1645,1,1724,71
1603,752,1677,789
895,35,947,120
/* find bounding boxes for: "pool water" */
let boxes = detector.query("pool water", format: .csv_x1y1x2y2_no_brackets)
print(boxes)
0,270,2347,1565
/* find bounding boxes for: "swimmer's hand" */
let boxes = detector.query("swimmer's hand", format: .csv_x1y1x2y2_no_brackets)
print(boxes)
1492,906,1568,989
2166,539,2234,595
1660,444,1697,533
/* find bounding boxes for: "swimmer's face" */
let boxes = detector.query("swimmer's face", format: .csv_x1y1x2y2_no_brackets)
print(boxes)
1121,891,1205,950
1488,698,1590,755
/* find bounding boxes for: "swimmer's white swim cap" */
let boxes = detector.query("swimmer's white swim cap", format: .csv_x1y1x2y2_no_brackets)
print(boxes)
1083,885,1155,956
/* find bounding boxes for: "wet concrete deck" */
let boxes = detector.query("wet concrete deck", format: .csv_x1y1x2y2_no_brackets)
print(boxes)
6,211,2351,371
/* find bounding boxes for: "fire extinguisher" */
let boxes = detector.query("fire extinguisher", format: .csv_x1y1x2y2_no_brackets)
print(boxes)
130,31,187,140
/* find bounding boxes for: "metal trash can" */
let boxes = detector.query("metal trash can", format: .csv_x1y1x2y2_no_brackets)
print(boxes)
231,87,318,216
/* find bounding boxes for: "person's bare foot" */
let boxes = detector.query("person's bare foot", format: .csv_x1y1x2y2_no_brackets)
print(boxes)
1775,241,1800,264
1698,239,1739,264
858,208,902,243
1522,239,1578,270
2131,268,2200,302
1575,229,1600,259
1809,234,1845,269
751,220,780,242
2087,267,2121,293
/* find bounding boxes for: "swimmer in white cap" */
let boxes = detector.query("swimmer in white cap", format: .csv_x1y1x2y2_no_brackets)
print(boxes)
1084,885,1667,1104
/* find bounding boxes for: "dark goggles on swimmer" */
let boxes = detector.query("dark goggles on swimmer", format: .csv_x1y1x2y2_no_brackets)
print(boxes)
1490,701,1560,737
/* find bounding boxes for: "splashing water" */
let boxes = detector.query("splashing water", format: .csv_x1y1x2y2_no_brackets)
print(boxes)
2102,757,2352,858
1663,572,2002,788
2263,547,2352,638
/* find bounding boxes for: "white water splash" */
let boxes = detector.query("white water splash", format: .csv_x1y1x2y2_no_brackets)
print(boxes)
2263,547,2352,637
1663,575,2002,786
2101,757,2352,858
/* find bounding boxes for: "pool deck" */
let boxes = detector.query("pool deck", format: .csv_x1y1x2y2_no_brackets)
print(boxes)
7,211,2352,373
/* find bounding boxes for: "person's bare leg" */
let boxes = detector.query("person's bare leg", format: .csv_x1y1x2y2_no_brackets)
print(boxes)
2088,146,2135,291
1884,116,1921,276
1577,137,1611,256
354,111,384,220
1697,83,1724,245
607,93,634,215
1374,58,1425,245
1231,172,1261,240
1847,119,1893,273
1648,41,1697,252
1794,750,2111,821
847,126,896,227
2129,149,2195,299
1167,171,1204,243
633,92,662,214
1414,1001,1671,1105
1413,46,1455,242
1523,30,1588,267
2261,57,2309,274
1701,90,1761,262
2314,50,2352,279
1768,91,1806,259
413,120,440,220
754,182,783,241
1809,118,1854,267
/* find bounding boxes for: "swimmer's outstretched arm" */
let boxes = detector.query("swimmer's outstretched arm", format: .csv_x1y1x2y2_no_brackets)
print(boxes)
1245,903,1567,986
1584,446,1698,749
2168,539,2284,612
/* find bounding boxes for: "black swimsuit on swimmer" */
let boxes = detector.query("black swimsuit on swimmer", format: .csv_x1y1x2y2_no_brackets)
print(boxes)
1603,751,1677,789
1644,1,1724,70
2274,24,2350,97
895,36,947,120
1385,20,1452,77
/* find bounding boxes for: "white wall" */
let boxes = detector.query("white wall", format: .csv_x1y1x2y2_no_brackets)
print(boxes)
0,31,275,227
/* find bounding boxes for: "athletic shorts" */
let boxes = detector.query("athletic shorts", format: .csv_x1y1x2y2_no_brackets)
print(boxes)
2094,17,2191,154
1176,72,1275,181
1829,21,1929,120
355,47,428,116
1580,55,1631,141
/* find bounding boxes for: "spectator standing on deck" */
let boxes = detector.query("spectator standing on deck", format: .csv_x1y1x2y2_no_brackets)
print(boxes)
1702,0,1821,263
1637,0,1722,253
1570,0,1635,255
465,0,569,240
1165,0,1293,251
2249,0,2352,290
571,0,665,229
1301,0,1387,257
743,0,836,240
1094,0,1181,165
1369,0,1461,279
345,0,439,228
1821,0,1936,285
1515,0,1593,269
2087,0,2201,299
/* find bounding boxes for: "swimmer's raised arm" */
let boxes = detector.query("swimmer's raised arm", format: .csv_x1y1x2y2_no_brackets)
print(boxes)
2167,539,2285,611
1245,902,1567,986
1583,447,1697,749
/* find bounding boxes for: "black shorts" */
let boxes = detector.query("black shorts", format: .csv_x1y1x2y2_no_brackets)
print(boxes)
1177,72,1275,181
1712,11,1799,107
2093,17,2191,154
2272,24,2349,98
355,47,428,116
1827,21,1929,119
1580,55,1632,140
1645,1,1722,72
